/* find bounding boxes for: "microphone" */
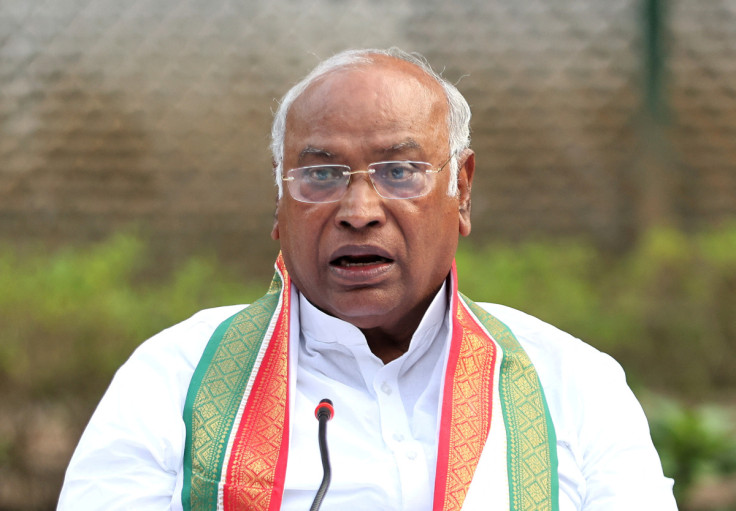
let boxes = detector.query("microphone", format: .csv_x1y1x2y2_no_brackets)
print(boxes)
310,398,334,511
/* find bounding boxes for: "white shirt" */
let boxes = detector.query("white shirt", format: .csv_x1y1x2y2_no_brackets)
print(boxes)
58,284,677,510
283,284,449,510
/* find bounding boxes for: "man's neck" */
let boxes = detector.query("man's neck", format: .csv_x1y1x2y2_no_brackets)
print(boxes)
296,280,450,364
361,329,414,364
360,284,449,364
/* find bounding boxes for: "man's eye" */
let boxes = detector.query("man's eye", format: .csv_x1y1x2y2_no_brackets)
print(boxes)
305,167,341,182
379,163,417,181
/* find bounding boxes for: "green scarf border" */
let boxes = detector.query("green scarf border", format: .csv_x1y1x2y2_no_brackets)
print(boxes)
462,294,559,511
182,271,284,510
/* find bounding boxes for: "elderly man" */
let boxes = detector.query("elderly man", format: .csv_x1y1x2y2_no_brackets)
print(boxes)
59,48,677,510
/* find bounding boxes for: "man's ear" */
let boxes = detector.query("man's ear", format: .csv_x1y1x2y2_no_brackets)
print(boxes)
271,197,281,240
457,150,475,237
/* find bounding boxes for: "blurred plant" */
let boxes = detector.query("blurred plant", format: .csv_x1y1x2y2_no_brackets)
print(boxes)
645,397,736,505
456,222,736,396
0,233,263,399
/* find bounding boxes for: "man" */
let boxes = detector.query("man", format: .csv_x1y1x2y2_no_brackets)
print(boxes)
59,48,677,510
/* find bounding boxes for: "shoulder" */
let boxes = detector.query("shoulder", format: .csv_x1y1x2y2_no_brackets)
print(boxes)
473,302,620,383
112,304,251,409
130,304,248,367
472,302,630,421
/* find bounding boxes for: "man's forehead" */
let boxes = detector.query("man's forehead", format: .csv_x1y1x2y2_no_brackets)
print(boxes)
283,58,448,155
290,57,445,116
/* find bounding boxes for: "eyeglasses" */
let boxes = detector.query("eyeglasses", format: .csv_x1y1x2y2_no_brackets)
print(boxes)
282,154,454,204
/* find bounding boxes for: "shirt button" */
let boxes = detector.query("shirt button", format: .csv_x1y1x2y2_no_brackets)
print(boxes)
393,432,405,442
380,382,392,395
406,450,417,460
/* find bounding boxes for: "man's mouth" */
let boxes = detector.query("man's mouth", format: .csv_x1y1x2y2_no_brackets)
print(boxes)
330,255,394,268
327,246,395,283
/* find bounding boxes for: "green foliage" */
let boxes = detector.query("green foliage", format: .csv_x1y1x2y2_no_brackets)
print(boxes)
0,233,263,399
456,238,629,345
457,223,736,395
645,396,736,504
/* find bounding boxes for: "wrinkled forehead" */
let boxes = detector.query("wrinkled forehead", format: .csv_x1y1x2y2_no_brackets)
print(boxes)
284,57,449,156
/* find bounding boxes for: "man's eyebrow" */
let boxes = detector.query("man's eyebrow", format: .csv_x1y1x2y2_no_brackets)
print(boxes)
383,139,421,153
297,140,421,162
298,146,335,161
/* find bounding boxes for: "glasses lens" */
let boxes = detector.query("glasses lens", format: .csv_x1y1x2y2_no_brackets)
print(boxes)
370,161,433,199
287,165,348,203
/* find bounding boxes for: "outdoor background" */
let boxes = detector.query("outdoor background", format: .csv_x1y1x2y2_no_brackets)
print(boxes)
2,0,736,509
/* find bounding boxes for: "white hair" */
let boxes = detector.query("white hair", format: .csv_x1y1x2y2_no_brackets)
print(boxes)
270,47,472,197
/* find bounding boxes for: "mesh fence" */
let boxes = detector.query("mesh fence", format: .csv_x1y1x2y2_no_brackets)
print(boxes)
2,0,736,273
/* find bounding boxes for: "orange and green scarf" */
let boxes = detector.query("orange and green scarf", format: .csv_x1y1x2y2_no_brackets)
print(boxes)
182,255,558,510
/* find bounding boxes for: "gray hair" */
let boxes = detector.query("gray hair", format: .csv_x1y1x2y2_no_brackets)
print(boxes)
270,48,472,197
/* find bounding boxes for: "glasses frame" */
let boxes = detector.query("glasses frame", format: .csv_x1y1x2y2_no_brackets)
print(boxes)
281,153,455,204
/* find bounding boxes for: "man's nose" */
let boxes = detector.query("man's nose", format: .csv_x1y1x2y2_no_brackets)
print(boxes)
334,175,386,229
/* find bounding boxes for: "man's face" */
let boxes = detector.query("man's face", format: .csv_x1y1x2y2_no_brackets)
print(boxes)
272,57,474,338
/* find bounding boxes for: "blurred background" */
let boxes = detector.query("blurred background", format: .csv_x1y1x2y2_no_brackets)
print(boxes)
2,0,736,509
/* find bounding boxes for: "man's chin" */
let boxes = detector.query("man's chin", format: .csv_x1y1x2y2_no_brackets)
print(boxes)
321,293,401,330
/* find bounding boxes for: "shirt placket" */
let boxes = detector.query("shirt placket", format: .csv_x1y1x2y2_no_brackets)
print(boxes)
372,361,432,511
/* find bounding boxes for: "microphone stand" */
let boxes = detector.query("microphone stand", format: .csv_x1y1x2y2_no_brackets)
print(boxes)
310,399,334,511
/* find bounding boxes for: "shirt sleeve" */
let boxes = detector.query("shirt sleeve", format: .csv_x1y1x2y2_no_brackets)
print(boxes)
572,352,678,510
57,350,186,510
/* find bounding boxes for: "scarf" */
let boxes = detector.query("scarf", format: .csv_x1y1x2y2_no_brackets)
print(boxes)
183,254,558,510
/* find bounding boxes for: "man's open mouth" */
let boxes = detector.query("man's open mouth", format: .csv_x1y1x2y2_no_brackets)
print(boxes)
329,255,394,267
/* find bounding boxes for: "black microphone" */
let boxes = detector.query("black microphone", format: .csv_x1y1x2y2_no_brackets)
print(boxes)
310,398,334,511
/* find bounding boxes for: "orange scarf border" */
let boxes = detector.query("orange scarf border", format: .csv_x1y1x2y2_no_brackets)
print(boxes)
433,261,499,510
222,256,291,511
